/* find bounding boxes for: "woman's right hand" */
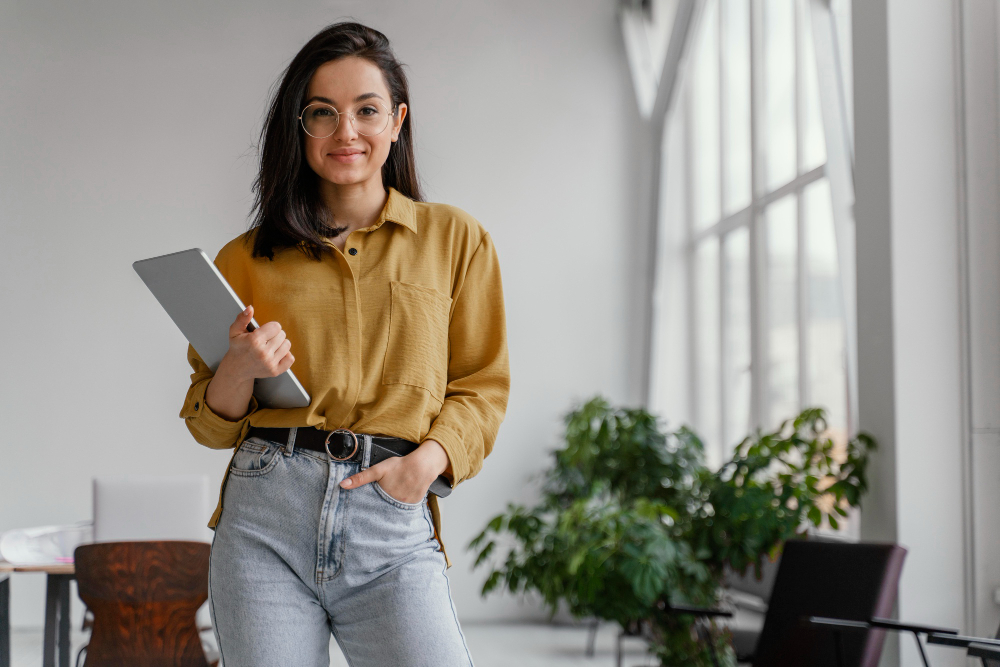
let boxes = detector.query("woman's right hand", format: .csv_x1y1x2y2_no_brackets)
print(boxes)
221,305,295,382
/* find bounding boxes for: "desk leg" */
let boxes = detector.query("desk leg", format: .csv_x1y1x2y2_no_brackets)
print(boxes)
58,575,70,667
43,574,57,667
42,574,73,667
1,575,10,667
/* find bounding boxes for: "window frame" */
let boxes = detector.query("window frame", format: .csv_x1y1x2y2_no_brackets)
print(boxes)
648,0,858,467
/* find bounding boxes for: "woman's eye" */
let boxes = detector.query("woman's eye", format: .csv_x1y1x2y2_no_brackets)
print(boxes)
358,106,379,116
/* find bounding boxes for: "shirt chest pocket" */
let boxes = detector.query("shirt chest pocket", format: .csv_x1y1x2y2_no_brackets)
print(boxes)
382,281,452,403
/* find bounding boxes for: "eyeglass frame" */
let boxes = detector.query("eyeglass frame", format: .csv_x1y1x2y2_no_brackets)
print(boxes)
298,100,399,138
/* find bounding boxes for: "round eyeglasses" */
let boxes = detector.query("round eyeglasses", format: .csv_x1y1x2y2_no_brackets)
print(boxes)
299,101,395,138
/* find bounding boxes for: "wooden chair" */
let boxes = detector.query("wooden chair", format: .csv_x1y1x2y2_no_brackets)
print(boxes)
73,540,215,667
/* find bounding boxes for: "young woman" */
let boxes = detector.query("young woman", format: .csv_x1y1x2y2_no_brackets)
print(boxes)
179,21,509,666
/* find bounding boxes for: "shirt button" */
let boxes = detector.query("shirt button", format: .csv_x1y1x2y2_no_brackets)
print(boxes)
348,248,358,256
194,402,200,410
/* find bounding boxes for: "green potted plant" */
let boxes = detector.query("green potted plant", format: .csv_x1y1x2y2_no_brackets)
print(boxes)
468,396,875,666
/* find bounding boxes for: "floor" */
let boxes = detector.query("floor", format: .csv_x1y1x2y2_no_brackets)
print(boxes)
10,621,659,667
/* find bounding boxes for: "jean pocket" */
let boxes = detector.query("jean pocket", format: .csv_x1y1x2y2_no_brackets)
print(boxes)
228,438,282,477
372,480,426,510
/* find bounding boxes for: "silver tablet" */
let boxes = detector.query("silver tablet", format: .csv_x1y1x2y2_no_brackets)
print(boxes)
133,247,311,409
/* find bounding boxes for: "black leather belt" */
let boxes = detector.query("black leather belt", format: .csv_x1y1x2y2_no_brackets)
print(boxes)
246,426,453,498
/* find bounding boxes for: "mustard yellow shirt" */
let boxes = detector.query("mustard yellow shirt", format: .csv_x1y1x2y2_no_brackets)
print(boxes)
178,186,510,567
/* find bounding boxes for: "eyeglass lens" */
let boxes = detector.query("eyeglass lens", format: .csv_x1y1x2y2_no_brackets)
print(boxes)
300,102,392,138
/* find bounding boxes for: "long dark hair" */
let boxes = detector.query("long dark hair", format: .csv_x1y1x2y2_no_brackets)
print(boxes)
246,21,423,261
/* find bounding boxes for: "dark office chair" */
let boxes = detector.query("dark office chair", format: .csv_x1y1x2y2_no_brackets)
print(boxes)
809,614,1000,667
745,539,906,667
73,540,215,667
657,539,906,667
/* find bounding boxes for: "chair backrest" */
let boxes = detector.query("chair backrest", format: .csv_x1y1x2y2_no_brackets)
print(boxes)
751,538,907,667
93,475,211,543
74,540,211,666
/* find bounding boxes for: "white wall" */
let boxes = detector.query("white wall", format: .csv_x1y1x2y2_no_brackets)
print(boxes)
853,0,1000,665
0,0,643,628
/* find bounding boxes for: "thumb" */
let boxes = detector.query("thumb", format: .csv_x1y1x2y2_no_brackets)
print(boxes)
231,305,254,336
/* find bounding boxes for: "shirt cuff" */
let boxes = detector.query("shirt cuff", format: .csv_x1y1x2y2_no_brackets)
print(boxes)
423,421,469,487
180,377,258,449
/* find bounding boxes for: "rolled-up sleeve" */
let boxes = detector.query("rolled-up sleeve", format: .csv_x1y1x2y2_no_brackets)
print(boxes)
424,232,510,486
179,343,259,450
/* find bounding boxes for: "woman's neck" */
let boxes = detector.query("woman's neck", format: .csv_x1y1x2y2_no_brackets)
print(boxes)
318,178,389,248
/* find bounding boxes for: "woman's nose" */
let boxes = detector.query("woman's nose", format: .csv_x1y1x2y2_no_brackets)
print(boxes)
333,112,359,141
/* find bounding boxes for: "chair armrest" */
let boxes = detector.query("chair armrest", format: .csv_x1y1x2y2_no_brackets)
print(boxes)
806,616,871,631
656,599,733,619
806,616,959,637
927,633,1000,649
968,642,1000,660
869,617,959,636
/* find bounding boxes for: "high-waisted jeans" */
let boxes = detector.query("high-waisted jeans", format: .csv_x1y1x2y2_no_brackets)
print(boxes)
207,427,474,666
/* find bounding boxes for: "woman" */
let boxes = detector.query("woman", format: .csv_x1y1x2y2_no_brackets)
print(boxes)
179,21,509,666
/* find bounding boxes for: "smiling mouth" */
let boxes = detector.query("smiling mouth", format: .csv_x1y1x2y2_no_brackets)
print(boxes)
329,151,364,162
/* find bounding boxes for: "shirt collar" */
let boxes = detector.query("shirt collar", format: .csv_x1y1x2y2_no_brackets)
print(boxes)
373,186,418,234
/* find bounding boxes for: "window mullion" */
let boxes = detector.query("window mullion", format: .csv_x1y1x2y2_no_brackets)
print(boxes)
749,0,766,432
795,0,808,412
717,0,728,457
683,62,699,441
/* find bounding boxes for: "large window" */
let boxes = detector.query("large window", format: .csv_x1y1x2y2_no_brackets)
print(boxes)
649,0,855,468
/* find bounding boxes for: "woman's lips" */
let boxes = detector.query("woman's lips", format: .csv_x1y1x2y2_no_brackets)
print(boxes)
329,152,363,163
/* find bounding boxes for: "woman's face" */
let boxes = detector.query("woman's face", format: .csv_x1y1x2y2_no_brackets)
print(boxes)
301,56,407,189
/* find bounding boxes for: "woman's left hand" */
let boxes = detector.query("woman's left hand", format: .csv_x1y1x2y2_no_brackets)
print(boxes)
339,439,451,504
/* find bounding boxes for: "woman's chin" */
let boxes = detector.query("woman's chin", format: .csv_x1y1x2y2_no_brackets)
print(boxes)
320,169,372,186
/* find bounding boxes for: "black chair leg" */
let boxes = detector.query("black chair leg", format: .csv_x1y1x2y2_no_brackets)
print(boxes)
0,576,9,667
911,631,932,667
585,619,598,657
695,622,721,667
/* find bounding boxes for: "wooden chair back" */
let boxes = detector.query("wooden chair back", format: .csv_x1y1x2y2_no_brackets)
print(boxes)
74,540,211,667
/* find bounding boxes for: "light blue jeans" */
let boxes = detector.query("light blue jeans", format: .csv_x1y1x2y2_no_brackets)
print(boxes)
208,427,474,666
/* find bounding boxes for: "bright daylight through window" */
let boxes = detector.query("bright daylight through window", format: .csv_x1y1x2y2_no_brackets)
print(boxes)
648,0,856,474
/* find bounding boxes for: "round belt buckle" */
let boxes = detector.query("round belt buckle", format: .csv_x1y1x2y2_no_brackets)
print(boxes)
324,428,359,461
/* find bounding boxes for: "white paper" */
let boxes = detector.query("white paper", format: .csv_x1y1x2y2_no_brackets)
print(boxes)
0,521,93,565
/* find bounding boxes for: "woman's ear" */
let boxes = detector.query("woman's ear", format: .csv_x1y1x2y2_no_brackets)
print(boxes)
392,103,408,141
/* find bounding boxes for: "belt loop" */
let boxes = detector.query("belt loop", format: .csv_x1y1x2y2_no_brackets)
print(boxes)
285,427,297,456
361,434,373,470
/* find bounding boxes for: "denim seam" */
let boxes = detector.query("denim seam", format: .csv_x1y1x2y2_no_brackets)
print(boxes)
371,479,424,510
293,448,328,465
227,446,282,477
318,464,351,583
421,501,436,545
208,535,227,667
316,475,336,584
325,482,350,582
440,555,475,666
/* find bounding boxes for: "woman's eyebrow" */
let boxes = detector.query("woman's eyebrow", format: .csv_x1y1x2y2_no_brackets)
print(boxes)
305,93,384,105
